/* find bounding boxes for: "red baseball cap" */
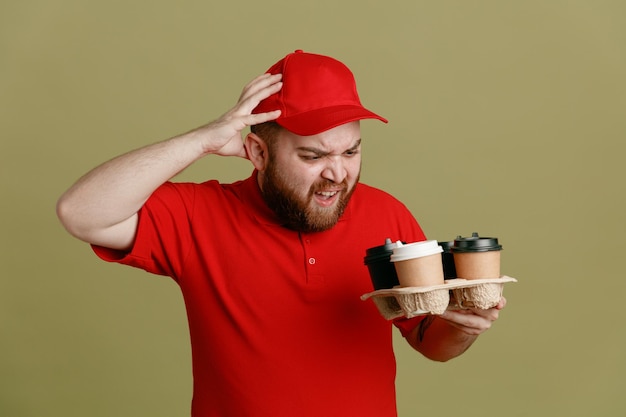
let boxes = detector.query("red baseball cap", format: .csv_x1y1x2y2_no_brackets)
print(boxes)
253,50,388,136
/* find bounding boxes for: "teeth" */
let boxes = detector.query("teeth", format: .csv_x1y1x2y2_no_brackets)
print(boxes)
318,191,337,196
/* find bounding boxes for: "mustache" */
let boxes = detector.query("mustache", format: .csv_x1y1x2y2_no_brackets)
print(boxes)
310,179,348,193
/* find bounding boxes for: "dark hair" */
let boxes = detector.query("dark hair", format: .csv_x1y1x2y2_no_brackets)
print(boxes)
250,121,283,150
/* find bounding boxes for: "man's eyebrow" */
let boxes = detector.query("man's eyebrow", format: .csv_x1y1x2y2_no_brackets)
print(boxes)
347,139,362,151
296,139,362,155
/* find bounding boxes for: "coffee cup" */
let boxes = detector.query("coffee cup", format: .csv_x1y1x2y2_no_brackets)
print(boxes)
390,240,444,287
438,241,457,279
364,238,401,290
451,232,503,279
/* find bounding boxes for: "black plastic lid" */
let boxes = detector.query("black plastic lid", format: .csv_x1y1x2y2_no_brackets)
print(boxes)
451,232,502,253
364,238,396,264
438,241,454,253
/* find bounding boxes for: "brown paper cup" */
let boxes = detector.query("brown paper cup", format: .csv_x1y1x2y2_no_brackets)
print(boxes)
453,250,501,279
394,253,445,287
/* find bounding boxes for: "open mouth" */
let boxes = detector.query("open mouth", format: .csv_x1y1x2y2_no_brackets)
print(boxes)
314,189,342,206
316,190,339,200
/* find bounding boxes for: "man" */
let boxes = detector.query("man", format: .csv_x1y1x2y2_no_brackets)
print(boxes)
57,50,506,417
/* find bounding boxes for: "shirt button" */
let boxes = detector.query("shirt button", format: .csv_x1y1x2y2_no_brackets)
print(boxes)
308,257,316,265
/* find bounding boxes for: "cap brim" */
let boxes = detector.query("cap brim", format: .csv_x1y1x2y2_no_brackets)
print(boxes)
276,105,388,136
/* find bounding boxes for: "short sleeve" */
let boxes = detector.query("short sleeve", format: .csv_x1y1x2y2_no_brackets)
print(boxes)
392,316,425,338
91,182,197,280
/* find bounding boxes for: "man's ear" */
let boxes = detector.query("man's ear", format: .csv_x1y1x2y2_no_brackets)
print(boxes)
244,132,269,171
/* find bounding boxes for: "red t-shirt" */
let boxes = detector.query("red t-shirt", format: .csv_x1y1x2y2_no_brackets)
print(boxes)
94,172,426,417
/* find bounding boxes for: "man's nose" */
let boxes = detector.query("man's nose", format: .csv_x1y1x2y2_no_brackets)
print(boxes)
321,157,347,183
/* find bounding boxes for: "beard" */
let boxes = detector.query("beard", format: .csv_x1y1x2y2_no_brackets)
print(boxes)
260,159,359,233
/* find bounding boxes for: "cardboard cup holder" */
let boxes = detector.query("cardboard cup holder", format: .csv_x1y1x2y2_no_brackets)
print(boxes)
361,276,517,320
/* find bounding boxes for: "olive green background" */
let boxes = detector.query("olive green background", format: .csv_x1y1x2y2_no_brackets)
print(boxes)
2,1,624,416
